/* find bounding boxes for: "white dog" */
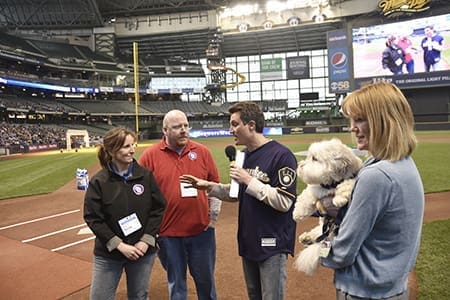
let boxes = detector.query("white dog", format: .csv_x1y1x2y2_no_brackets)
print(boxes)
292,138,362,275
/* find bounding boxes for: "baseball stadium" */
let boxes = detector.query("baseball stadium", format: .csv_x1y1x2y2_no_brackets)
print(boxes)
1,0,449,299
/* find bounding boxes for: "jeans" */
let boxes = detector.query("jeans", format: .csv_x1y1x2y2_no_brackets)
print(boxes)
90,253,156,300
405,60,414,74
242,253,287,300
158,227,216,300
336,289,409,300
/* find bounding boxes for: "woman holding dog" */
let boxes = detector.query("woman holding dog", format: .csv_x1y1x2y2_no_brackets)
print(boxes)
320,82,424,300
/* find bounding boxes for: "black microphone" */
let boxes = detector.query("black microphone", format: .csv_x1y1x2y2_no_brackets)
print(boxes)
225,145,236,162
225,145,242,198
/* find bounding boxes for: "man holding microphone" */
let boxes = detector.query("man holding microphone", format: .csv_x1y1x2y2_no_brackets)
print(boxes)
181,101,297,300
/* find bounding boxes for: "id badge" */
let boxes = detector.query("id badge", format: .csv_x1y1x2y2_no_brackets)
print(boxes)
261,238,276,247
118,213,142,236
319,240,331,258
180,181,198,197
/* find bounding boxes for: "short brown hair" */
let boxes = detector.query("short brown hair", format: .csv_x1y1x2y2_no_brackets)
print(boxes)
228,101,265,133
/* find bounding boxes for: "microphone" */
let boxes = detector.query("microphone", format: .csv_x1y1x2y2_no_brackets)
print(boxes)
225,145,245,198
225,145,236,162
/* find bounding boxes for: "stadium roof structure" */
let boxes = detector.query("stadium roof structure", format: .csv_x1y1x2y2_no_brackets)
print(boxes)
0,0,354,61
0,0,231,30
3,0,448,62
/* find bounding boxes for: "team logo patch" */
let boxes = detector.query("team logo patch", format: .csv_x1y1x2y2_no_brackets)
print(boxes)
133,184,144,195
188,151,197,161
278,167,296,187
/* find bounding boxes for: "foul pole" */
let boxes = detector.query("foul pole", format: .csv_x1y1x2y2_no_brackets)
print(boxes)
133,42,140,139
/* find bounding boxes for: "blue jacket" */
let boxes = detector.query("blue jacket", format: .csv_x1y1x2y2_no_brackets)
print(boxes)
321,157,424,298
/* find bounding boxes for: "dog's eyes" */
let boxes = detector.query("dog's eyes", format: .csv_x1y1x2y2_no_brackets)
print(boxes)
311,156,317,161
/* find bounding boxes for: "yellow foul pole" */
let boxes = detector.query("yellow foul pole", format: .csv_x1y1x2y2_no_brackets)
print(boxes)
133,42,140,140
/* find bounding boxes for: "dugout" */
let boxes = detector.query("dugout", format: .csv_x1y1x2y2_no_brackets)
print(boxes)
66,129,90,151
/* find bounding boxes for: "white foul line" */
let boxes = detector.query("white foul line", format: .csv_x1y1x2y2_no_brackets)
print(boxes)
0,209,81,231
22,224,87,243
51,236,95,252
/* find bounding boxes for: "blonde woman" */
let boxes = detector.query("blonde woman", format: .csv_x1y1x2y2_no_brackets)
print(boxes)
320,82,424,300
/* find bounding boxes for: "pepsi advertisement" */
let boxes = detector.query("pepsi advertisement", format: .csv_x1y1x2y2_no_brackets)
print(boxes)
327,29,351,93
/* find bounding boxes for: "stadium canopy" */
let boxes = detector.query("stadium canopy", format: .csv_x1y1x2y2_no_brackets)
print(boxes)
0,0,349,60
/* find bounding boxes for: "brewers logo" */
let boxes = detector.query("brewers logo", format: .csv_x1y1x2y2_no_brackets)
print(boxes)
278,167,296,187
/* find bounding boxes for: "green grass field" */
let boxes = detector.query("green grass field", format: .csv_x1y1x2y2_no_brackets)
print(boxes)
3,132,448,199
1,131,449,298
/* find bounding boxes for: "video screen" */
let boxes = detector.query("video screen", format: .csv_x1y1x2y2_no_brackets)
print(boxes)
352,13,450,88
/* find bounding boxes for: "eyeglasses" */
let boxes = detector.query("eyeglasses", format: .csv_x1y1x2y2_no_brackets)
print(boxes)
169,124,191,131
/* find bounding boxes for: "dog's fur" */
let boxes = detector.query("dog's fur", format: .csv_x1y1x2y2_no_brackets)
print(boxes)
292,138,362,275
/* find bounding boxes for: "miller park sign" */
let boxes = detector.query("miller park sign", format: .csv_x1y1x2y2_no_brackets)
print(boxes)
378,0,431,17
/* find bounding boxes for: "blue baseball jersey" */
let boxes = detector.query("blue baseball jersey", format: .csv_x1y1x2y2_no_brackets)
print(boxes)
238,140,297,261
421,34,444,66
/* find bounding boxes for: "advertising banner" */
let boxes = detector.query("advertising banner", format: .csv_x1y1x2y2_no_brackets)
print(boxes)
286,56,310,79
260,58,283,81
327,29,351,93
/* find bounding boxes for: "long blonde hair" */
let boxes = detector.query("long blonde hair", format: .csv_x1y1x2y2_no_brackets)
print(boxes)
341,82,417,161
97,127,136,168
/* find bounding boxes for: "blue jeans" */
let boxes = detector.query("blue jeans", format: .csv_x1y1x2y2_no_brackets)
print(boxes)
90,253,156,300
158,227,216,300
405,60,414,74
336,289,409,300
242,253,287,300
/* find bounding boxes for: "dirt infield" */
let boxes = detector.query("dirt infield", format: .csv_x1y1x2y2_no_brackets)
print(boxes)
0,166,449,299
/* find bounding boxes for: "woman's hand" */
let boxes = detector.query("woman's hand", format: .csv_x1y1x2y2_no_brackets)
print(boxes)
180,174,212,191
117,242,145,261
134,241,149,255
